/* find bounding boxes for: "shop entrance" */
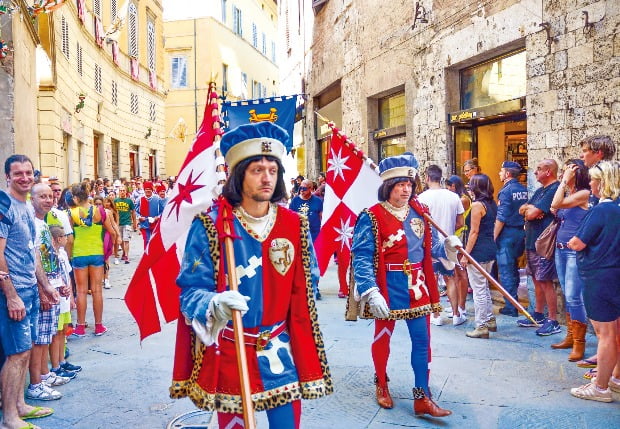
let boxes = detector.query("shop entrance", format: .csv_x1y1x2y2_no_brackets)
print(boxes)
453,114,527,197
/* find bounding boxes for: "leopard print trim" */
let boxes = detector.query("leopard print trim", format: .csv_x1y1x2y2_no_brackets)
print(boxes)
361,303,435,320
169,212,333,412
299,216,334,396
412,387,426,399
430,302,443,314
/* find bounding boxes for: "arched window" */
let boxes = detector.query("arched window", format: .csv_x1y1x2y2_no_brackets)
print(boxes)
128,3,138,58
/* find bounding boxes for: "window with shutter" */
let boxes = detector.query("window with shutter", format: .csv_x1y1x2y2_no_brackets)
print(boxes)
112,80,118,106
271,41,276,62
221,0,227,24
95,64,102,93
110,0,117,22
93,0,101,17
61,16,69,59
232,6,242,35
261,32,266,55
252,23,257,48
77,42,83,75
130,93,139,115
149,102,156,122
147,20,156,72
240,72,247,99
128,3,138,58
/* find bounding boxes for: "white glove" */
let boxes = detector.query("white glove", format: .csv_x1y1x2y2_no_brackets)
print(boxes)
148,216,155,224
210,290,250,322
444,235,463,264
367,289,390,319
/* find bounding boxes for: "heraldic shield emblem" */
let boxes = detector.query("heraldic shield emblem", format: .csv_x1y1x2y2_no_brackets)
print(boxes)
410,217,424,239
269,238,294,275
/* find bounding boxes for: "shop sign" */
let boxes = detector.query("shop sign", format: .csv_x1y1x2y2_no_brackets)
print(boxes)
449,98,524,124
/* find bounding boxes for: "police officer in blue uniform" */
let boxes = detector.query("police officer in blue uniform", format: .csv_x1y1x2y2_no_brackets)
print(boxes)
494,161,528,317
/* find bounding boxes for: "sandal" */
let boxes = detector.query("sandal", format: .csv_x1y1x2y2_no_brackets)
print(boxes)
576,357,597,368
583,368,597,380
21,406,54,419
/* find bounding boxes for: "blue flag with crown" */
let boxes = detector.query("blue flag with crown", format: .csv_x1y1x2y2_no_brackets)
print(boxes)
221,95,298,141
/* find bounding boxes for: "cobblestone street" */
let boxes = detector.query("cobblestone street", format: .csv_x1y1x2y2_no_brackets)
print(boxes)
26,234,619,429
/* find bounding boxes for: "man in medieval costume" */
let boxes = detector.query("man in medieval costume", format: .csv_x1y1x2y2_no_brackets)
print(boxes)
170,122,332,428
351,152,460,418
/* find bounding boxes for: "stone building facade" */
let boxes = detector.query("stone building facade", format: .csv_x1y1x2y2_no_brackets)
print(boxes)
303,0,619,189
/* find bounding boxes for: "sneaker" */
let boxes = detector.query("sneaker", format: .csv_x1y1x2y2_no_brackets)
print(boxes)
535,319,561,336
121,255,128,261
430,314,443,326
570,382,612,403
444,306,453,316
114,258,120,265
50,367,77,379
103,279,111,289
499,307,519,317
608,377,620,393
452,313,467,326
64,344,70,359
125,259,130,264
315,292,322,301
43,373,71,386
26,383,62,401
338,292,347,299
60,361,82,373
517,312,545,327
439,288,447,297
94,324,108,336
72,324,86,338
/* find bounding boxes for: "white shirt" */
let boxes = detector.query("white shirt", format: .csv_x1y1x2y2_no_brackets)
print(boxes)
418,188,464,235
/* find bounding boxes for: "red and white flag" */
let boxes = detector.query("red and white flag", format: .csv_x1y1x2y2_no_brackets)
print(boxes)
125,84,224,340
314,127,382,275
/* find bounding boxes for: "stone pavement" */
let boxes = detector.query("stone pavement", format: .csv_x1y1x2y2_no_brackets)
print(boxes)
21,234,619,428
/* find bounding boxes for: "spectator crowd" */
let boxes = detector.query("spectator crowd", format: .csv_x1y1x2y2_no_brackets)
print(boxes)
0,134,618,429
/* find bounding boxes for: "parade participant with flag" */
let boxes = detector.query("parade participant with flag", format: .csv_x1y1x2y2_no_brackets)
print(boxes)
136,181,165,249
170,121,332,429
350,152,460,418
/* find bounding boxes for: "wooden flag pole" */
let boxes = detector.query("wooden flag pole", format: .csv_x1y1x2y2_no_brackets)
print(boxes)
212,82,256,429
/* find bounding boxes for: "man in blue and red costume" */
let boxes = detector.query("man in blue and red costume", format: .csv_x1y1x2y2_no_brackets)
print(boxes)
170,122,332,429
351,152,460,418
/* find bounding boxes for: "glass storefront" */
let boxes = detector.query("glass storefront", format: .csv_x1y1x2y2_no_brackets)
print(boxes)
376,92,406,161
450,49,527,195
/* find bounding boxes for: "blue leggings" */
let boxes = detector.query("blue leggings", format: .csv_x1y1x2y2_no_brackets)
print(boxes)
373,316,430,395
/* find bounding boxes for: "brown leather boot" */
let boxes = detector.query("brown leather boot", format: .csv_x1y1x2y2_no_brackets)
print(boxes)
551,313,573,349
569,320,587,362
375,374,393,409
413,387,451,417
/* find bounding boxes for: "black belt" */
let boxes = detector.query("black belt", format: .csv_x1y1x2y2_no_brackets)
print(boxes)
556,242,569,249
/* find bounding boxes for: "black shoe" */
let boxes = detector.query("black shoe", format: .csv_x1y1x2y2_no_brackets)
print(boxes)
315,292,322,301
499,307,518,317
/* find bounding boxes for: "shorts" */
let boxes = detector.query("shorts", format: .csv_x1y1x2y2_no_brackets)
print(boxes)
0,285,39,355
57,311,72,331
72,255,105,268
121,225,132,241
35,302,60,345
525,250,557,281
582,268,620,322
433,261,454,277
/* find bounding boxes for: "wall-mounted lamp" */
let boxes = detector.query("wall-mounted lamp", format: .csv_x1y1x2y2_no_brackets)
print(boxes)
582,11,594,34
75,93,86,113
538,22,557,45
412,2,429,30
145,127,152,139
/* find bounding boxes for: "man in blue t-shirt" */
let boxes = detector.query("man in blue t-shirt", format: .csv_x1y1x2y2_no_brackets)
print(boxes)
289,180,323,242
517,159,560,336
0,154,59,428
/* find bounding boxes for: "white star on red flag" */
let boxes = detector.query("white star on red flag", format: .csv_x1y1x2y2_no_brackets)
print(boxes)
327,147,351,181
334,216,354,252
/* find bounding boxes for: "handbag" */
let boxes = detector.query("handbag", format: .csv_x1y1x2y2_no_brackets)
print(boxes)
535,217,560,260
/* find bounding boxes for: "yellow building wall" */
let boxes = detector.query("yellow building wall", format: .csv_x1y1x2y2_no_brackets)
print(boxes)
12,8,40,162
37,0,167,183
164,0,279,176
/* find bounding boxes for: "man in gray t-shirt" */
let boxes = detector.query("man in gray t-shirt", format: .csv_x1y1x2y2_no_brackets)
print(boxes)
0,155,59,427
